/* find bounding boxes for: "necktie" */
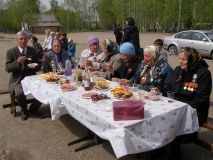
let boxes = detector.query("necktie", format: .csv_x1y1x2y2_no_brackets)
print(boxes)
21,50,25,56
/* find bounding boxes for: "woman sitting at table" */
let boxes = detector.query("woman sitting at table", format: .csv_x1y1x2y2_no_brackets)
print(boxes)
124,45,173,95
78,35,105,70
43,38,68,73
91,42,141,80
170,47,212,159
171,47,212,126
90,39,122,80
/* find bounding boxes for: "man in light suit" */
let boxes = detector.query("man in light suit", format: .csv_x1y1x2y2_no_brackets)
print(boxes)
5,31,42,120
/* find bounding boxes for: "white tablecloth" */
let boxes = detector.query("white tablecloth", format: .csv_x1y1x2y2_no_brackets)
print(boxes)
21,75,199,158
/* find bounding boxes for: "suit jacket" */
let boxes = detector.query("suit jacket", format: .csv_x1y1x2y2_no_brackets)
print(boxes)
43,49,68,73
5,46,41,94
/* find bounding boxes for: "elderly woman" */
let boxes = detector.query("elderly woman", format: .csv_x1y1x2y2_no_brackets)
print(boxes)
114,42,141,79
43,38,68,73
91,39,122,80
170,47,212,160
92,42,140,80
79,35,105,70
171,47,212,126
125,45,173,95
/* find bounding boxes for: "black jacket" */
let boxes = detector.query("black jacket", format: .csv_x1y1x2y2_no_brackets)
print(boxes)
171,60,212,126
122,25,140,50
114,57,141,80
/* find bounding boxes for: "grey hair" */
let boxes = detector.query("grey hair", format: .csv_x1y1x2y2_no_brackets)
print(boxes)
16,30,28,39
144,45,159,60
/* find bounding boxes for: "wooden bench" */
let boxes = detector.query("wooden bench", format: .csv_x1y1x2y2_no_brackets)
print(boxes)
195,120,213,152
1,88,35,117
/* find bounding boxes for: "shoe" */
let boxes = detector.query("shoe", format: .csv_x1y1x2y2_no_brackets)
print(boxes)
21,113,29,121
29,108,43,117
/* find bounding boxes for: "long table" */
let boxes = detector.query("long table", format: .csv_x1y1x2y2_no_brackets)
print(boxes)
21,75,199,158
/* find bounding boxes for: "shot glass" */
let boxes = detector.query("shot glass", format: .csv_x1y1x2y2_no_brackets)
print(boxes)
52,68,56,75
167,91,174,103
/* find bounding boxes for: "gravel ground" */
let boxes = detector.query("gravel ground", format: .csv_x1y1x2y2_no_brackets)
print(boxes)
0,32,213,160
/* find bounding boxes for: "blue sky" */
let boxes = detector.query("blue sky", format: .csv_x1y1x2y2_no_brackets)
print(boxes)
40,0,64,9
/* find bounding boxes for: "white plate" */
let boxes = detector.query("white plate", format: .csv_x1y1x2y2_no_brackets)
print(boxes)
94,88,109,92
61,87,77,91
27,63,38,67
60,85,77,91
82,92,98,99
96,99,113,112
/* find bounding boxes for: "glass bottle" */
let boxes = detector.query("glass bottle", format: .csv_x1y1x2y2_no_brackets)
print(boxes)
65,57,72,82
84,66,91,91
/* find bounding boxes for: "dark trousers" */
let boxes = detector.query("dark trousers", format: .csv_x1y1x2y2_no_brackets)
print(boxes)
115,37,122,46
170,132,198,160
14,83,41,114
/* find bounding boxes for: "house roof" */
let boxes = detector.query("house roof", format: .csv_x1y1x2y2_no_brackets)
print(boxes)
34,14,61,27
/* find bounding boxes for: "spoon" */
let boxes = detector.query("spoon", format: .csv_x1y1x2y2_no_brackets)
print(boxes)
26,58,32,60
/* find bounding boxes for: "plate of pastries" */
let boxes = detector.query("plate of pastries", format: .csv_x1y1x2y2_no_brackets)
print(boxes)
110,87,133,99
94,79,109,91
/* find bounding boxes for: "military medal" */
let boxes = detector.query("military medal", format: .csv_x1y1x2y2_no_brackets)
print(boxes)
184,74,198,91
140,73,147,84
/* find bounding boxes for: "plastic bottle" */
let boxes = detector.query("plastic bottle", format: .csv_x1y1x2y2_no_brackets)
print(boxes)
65,57,72,82
84,66,91,91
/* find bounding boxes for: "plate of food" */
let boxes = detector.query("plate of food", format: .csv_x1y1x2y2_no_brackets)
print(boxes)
148,92,162,101
46,75,60,83
94,79,109,91
91,93,110,102
60,84,77,91
82,92,98,99
113,90,133,100
39,74,50,80
110,87,125,93
27,63,38,67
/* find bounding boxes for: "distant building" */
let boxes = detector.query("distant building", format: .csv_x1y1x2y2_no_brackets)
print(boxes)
195,23,212,30
31,14,61,33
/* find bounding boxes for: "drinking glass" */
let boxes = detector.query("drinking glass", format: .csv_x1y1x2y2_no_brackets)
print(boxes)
52,68,56,75
138,90,145,102
167,91,174,103
119,79,125,88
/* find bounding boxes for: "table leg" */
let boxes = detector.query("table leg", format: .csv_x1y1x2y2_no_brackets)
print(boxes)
68,130,94,146
68,129,107,152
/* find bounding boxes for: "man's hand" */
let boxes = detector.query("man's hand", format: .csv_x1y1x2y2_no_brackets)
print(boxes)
17,56,26,63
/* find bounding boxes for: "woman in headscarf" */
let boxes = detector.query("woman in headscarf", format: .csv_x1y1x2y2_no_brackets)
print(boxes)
124,45,173,95
170,47,212,160
43,38,68,73
171,47,212,126
90,39,121,80
78,35,105,70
